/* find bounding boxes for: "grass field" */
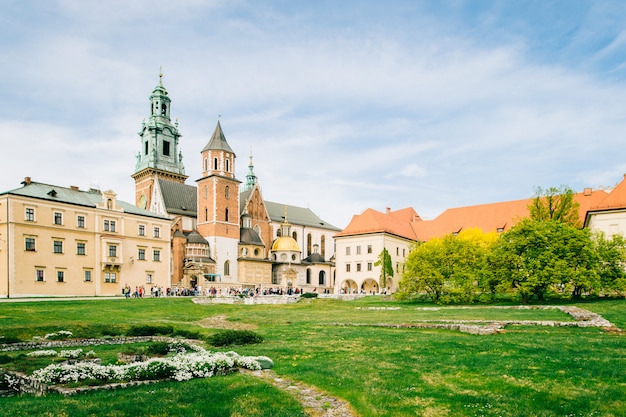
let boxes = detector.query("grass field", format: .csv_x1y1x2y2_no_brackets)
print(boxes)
1,296,625,416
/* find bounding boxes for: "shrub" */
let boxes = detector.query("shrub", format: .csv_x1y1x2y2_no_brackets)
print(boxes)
0,354,12,364
0,336,22,345
147,342,171,356
172,329,202,340
301,292,318,299
127,325,173,337
207,330,264,347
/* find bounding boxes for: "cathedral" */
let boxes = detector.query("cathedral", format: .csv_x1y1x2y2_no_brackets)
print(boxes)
131,75,340,293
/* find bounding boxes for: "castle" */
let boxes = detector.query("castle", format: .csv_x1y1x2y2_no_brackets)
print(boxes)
130,74,340,294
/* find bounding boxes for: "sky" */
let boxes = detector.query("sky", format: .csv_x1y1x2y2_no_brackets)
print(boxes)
2,0,626,229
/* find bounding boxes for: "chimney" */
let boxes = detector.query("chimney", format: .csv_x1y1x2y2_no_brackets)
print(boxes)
386,207,391,214
23,177,31,185
70,186,79,191
583,187,592,196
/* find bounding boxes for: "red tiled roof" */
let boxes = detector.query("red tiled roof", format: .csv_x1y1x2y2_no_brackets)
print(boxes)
588,175,626,211
336,190,609,242
335,207,418,240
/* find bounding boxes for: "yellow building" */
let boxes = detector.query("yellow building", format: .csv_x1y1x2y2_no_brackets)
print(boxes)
0,178,171,298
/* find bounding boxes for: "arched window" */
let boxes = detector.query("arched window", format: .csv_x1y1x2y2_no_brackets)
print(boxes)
204,208,208,222
226,159,230,172
292,231,297,241
307,233,312,256
225,186,230,198
161,104,167,116
306,268,311,284
203,186,208,199
321,235,326,258
225,208,229,222
204,158,208,171
277,229,282,237
224,260,230,276
214,158,218,170
319,271,326,286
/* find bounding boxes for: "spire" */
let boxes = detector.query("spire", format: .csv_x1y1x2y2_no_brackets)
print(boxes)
132,72,186,179
202,120,235,154
244,150,258,191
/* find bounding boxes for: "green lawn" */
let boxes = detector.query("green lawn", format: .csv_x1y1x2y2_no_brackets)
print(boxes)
1,296,625,416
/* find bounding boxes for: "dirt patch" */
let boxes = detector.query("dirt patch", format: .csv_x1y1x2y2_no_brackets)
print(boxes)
197,315,258,330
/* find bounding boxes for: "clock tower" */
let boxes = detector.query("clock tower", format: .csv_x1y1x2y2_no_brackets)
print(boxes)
132,72,187,210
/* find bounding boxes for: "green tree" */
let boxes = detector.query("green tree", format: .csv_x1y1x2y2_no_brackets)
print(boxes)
374,248,393,290
490,219,598,302
594,232,626,295
529,186,581,226
397,229,497,303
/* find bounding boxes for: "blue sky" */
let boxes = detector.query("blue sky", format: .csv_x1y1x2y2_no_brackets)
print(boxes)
2,1,626,228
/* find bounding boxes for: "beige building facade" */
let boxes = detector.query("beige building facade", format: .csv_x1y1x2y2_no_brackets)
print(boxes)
0,179,171,298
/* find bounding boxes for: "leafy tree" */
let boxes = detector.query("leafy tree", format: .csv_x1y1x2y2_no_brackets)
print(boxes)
594,232,626,295
490,219,597,302
374,248,393,290
529,186,581,226
397,229,497,303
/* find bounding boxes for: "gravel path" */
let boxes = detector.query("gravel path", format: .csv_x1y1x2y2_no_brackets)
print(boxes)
241,369,358,417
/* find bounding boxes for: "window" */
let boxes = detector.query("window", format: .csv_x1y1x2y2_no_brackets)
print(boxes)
321,235,326,258
25,208,35,221
356,246,361,255
146,273,153,284
403,248,406,257
226,159,230,172
224,260,230,276
319,271,326,286
54,212,63,225
292,231,297,241
213,158,218,170
138,225,145,236
36,269,44,282
104,220,116,232
204,158,208,171
225,208,229,222
25,237,36,251
138,248,146,260
153,227,160,238
367,262,373,271
77,242,86,255
346,246,351,256
225,186,230,198
104,272,117,283
306,269,311,284
356,263,361,272
307,234,312,255
57,271,64,283
77,215,85,228
144,140,149,155
84,270,92,282
367,245,372,254
346,264,351,272
53,240,63,254
163,140,170,156
108,245,117,257
153,249,161,261
396,247,399,256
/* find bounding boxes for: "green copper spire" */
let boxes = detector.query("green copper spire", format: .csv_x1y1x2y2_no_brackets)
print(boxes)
134,71,186,178
244,150,257,191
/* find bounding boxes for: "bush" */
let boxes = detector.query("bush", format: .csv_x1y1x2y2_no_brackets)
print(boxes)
0,354,12,364
147,342,171,356
207,330,264,347
0,336,22,345
172,329,202,340
127,325,173,337
301,292,318,299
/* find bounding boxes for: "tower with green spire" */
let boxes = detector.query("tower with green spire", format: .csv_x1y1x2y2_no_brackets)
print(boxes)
132,71,188,209
244,151,258,191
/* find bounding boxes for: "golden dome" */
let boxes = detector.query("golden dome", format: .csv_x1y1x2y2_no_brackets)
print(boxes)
271,236,300,252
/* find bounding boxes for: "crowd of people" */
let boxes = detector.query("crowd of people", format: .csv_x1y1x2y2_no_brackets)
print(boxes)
121,284,334,298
